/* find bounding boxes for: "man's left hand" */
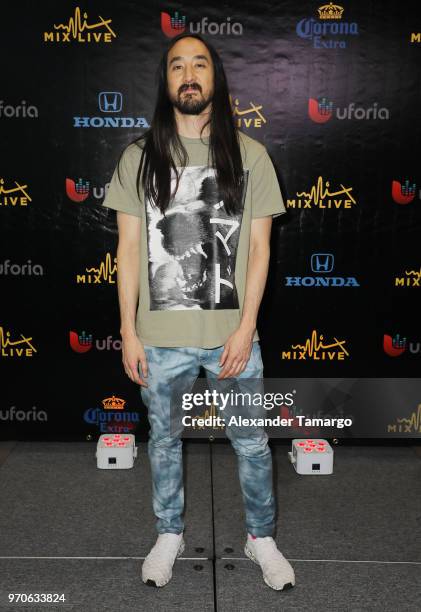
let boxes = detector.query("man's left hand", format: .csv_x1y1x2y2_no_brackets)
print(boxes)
217,326,255,379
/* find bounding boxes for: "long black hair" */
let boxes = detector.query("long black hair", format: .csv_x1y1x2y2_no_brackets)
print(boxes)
117,32,244,216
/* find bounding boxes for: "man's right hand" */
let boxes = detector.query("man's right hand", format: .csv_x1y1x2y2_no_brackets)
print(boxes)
121,332,148,387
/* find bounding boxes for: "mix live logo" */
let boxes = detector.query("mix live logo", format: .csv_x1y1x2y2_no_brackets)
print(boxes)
308,98,389,122
0,178,32,206
44,7,116,43
287,176,356,209
70,330,121,352
230,95,266,129
383,334,421,357
76,253,117,284
395,267,421,287
161,11,243,37
66,178,109,202
0,325,37,357
391,179,421,205
281,330,349,361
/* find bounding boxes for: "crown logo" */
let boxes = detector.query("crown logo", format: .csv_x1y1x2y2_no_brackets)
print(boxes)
318,3,344,19
102,395,126,410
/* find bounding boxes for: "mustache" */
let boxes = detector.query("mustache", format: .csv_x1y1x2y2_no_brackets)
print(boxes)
179,83,202,94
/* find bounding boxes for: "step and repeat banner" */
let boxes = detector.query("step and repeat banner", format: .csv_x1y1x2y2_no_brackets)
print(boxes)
1,1,420,440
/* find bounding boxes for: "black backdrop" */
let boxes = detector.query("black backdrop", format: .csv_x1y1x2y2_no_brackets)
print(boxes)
1,1,420,440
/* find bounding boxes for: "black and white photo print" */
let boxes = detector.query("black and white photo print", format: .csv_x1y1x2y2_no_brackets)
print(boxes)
145,165,249,310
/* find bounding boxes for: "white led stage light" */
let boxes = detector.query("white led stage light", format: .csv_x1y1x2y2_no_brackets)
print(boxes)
288,439,334,475
96,434,138,469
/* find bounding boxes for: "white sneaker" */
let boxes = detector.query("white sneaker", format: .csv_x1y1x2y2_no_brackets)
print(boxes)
244,534,295,591
142,532,185,587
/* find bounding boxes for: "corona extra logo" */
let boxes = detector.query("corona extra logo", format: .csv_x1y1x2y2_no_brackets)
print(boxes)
102,396,126,410
296,4,358,48
317,3,344,20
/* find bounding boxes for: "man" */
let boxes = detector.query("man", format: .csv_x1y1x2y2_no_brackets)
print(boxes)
102,32,295,592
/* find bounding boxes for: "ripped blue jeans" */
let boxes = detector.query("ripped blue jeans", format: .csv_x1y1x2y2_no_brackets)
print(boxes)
139,340,276,538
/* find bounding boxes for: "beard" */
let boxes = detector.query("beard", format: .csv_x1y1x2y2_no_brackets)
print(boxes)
170,84,213,115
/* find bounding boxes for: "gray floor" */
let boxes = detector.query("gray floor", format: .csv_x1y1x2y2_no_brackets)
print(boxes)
0,441,420,611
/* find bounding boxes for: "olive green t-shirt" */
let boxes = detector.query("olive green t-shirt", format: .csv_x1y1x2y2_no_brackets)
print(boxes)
101,130,286,348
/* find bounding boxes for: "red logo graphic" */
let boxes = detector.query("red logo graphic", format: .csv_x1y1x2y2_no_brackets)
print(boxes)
308,97,332,123
161,11,186,38
391,180,416,205
70,331,93,353
383,334,406,357
66,178,90,202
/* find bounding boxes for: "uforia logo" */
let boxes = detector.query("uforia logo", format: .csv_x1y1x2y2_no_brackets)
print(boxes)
0,101,38,119
70,331,122,353
66,178,109,202
395,267,421,288
296,3,359,48
0,325,37,357
282,329,349,360
44,7,116,43
0,260,44,276
73,92,149,128
391,179,421,205
230,95,266,129
84,395,139,434
76,253,117,284
0,406,47,422
161,11,243,38
287,176,356,209
285,253,359,287
0,178,32,207
309,97,390,122
383,334,421,357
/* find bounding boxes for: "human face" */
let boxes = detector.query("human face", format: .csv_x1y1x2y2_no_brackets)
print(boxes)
167,37,214,115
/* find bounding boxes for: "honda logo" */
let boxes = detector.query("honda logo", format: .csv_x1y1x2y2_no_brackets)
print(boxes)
98,92,122,113
311,253,334,273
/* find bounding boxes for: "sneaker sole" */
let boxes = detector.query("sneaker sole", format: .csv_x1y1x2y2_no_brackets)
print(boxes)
244,543,295,591
143,539,185,588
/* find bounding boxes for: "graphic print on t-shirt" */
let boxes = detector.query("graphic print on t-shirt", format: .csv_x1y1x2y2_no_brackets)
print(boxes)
145,166,248,310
